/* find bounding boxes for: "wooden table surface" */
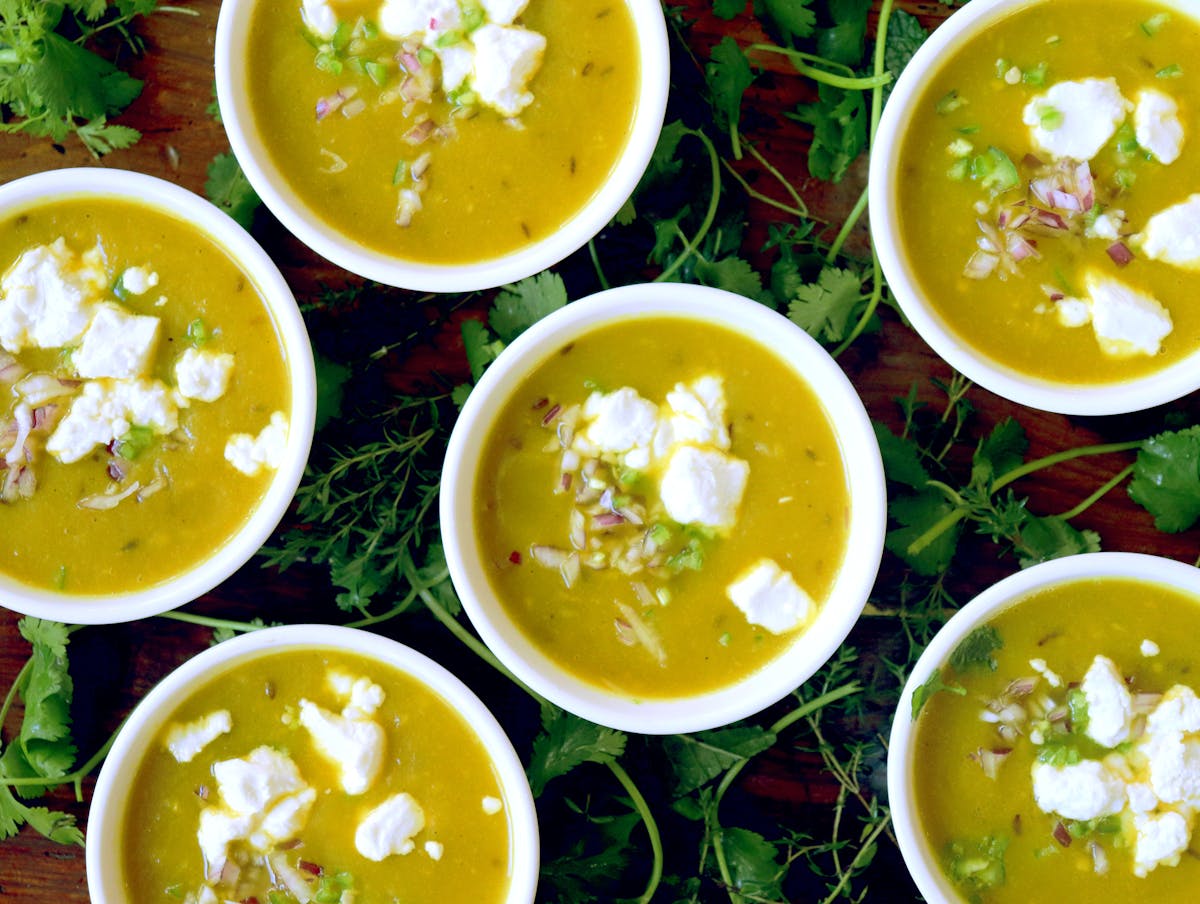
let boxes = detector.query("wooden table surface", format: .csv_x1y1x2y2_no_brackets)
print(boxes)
2,1,1199,901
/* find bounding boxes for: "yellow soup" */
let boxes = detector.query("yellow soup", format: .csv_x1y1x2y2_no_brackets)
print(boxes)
245,0,639,264
896,0,1200,383
122,648,515,904
912,577,1200,902
475,316,852,699
0,197,290,594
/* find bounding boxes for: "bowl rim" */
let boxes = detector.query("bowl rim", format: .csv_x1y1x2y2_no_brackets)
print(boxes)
213,0,670,293
0,167,316,625
439,282,887,734
84,623,540,904
869,0,1200,416
887,551,1200,902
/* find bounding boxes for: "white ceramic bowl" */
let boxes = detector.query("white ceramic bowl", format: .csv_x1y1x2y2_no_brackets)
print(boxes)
440,283,887,734
214,0,669,293
870,0,1200,416
86,624,539,904
0,168,315,625
889,552,1200,902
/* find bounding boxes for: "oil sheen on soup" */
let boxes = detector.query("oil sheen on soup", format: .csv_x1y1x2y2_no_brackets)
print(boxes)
896,0,1200,383
475,316,852,699
912,578,1200,902
0,197,290,594
122,648,514,904
246,0,639,264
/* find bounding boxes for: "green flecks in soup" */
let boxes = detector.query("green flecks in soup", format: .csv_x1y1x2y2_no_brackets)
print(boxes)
896,0,1200,384
912,577,1200,902
122,649,514,904
246,0,639,264
475,317,851,699
0,197,290,594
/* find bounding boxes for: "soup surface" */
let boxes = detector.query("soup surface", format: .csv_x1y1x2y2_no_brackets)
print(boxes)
475,316,852,699
896,0,1200,384
245,0,639,264
122,647,514,904
0,197,290,594
912,577,1200,902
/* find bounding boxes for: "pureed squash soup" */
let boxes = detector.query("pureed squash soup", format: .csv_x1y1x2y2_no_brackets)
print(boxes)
475,316,851,699
121,647,514,904
245,0,639,264
0,196,289,594
911,577,1200,902
895,0,1200,384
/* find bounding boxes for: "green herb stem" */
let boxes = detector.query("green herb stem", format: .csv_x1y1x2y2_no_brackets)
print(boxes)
588,238,612,291
992,440,1144,491
819,808,892,904
655,128,721,284
607,760,664,904
0,657,31,729
1056,463,1135,521
747,44,893,91
157,611,268,634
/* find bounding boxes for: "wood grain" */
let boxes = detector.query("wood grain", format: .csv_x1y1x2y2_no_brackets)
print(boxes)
2,1,1198,901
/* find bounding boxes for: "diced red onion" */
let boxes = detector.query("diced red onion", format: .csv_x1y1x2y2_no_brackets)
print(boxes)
1089,841,1109,875
1106,242,1134,266
508,550,521,565
964,250,1000,279
559,552,581,589
1052,821,1072,847
530,545,569,568
541,404,562,427
298,860,323,877
77,480,142,511
593,512,626,529
404,119,437,145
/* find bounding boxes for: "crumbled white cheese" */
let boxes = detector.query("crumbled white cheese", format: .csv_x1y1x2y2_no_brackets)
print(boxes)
1085,209,1125,242
1084,271,1173,357
300,0,339,39
118,266,159,296
576,387,660,457
175,347,236,403
0,238,106,354
725,558,815,634
379,0,462,39
47,376,179,463
1031,759,1127,821
74,303,161,380
480,0,530,25
1081,655,1133,748
165,709,232,763
1029,658,1063,689
1134,88,1185,165
1147,685,1200,736
1142,639,1161,657
1133,809,1193,877
424,839,445,860
297,674,387,796
224,411,288,476
355,792,426,861
471,24,546,117
1022,78,1131,161
1053,296,1092,328
438,44,475,93
659,445,749,530
198,746,316,868
1139,194,1200,269
482,795,503,815
658,376,731,452
1146,731,1200,805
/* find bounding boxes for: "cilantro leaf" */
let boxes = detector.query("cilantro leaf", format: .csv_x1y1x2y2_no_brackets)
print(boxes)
1011,514,1100,568
313,351,350,432
692,254,766,302
787,266,862,341
460,318,504,382
662,725,777,796
527,704,627,796
911,667,966,718
712,0,747,19
818,0,871,66
886,488,961,576
721,826,785,898
789,83,867,183
757,0,816,43
874,421,930,491
972,417,1027,489
74,118,141,156
949,625,1002,673
1129,427,1200,532
205,152,262,230
705,36,755,155
488,271,568,342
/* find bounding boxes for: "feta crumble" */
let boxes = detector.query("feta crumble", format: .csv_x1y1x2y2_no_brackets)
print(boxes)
1134,88,1185,165
482,795,504,815
1022,78,1131,161
1086,271,1173,357
175,347,236,403
297,671,387,795
0,239,106,353
471,24,547,117
1138,194,1200,270
74,303,161,380
659,445,749,530
47,377,179,464
725,558,814,634
355,792,426,861
1080,655,1133,748
224,411,288,476
165,709,232,763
